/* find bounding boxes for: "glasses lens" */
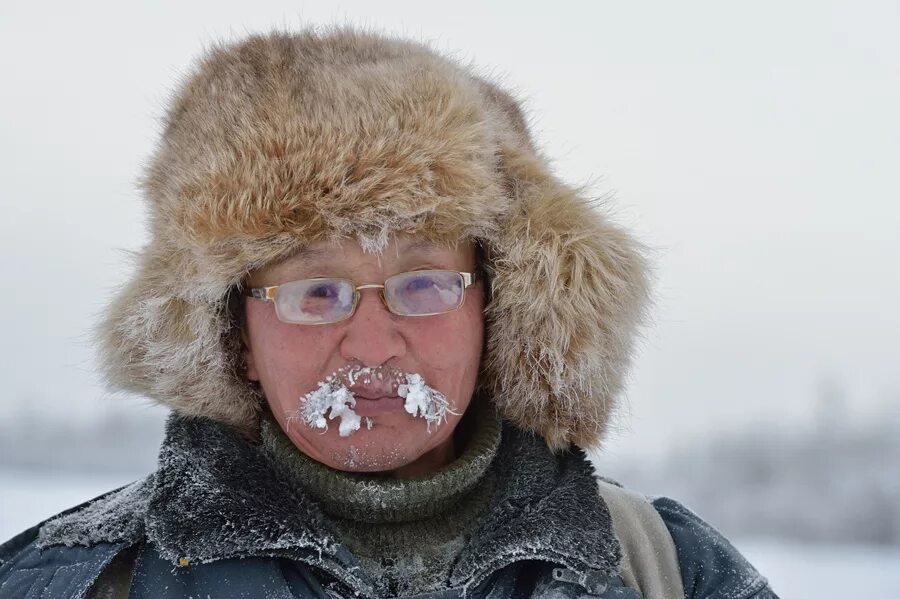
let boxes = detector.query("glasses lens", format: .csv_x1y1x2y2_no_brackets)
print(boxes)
274,278,356,324
384,270,464,316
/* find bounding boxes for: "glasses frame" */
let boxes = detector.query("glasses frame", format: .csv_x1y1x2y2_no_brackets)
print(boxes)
243,269,479,325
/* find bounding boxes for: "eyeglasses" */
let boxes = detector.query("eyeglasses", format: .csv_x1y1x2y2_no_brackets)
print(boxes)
244,270,479,325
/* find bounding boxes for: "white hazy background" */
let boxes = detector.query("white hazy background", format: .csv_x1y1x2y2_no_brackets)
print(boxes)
2,2,899,596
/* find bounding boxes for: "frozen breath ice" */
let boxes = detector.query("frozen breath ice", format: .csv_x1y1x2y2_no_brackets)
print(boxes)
397,373,452,432
296,366,455,437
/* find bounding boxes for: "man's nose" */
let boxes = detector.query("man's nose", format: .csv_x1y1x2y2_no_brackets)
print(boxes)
339,288,406,367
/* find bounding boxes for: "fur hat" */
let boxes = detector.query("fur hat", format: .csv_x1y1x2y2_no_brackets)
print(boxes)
99,27,651,450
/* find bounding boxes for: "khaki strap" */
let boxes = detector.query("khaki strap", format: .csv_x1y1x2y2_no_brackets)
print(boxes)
597,480,685,599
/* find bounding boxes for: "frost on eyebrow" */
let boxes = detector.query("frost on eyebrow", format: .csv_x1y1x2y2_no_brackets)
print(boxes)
292,366,456,437
261,240,352,280
394,238,450,257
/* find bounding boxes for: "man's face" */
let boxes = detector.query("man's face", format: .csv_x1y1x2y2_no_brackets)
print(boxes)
243,234,484,475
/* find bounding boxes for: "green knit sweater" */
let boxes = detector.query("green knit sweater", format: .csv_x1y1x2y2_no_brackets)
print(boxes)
259,398,503,596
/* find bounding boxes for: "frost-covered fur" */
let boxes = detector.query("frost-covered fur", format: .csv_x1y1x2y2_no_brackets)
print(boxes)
37,479,151,549
98,26,651,449
37,412,621,593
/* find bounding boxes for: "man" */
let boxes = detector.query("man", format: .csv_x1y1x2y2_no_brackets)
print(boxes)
0,27,778,598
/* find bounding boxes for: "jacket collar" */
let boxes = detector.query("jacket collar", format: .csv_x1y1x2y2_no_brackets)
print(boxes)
450,424,621,589
143,412,621,592
143,413,374,593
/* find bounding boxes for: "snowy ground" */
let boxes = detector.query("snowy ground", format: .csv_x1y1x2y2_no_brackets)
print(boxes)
2,469,899,597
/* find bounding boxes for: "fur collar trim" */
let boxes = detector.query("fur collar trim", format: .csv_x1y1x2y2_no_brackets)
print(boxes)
37,413,621,592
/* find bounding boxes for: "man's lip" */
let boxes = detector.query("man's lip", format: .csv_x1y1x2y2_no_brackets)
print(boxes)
349,383,401,400
353,394,399,401
352,396,404,417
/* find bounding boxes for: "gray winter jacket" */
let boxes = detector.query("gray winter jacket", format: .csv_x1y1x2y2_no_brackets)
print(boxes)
0,414,778,598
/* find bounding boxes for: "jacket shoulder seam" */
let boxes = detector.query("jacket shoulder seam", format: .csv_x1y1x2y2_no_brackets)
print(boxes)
728,573,772,599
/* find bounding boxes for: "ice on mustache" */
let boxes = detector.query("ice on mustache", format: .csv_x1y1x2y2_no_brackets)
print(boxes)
296,365,454,437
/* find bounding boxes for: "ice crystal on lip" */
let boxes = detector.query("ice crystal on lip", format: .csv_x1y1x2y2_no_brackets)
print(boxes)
300,379,362,437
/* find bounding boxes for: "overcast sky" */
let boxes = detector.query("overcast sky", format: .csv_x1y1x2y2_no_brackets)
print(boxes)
2,0,898,461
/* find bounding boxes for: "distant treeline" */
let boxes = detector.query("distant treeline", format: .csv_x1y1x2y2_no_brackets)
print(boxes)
3,397,899,545
0,404,166,475
603,408,900,546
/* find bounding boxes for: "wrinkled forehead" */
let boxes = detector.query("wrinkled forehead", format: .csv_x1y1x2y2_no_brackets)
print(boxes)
248,234,476,284
302,234,471,261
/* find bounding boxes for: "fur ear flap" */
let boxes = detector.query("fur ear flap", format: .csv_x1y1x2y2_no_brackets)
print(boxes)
96,243,263,437
483,146,652,450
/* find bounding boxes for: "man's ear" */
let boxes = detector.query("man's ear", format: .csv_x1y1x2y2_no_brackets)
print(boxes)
240,323,260,382
230,287,260,382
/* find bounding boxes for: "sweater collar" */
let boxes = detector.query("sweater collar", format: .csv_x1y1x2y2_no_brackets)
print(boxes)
258,397,502,524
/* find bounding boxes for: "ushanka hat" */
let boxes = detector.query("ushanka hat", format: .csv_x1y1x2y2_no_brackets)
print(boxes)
99,27,651,451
